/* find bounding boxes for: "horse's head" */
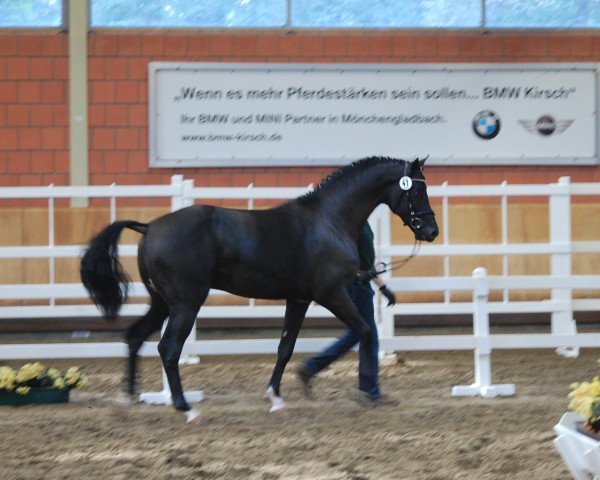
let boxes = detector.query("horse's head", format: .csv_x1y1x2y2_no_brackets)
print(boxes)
387,158,439,242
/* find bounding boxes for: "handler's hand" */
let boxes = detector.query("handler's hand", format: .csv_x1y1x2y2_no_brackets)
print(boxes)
380,286,396,306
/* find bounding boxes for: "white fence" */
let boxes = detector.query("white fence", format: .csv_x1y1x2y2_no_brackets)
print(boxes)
0,175,599,397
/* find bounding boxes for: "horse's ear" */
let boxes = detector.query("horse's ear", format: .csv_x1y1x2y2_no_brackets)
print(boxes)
414,155,429,169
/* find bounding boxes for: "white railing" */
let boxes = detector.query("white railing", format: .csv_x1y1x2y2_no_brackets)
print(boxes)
375,176,600,356
0,176,599,398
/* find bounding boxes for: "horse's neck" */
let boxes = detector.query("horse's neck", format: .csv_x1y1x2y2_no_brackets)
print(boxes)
318,166,395,232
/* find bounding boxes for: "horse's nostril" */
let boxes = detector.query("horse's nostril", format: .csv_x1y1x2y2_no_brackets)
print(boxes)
427,227,439,241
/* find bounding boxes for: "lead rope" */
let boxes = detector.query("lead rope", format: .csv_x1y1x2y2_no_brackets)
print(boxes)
373,238,422,275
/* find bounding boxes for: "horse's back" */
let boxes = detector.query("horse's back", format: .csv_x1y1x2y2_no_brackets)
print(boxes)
137,204,297,298
137,201,360,301
144,204,214,246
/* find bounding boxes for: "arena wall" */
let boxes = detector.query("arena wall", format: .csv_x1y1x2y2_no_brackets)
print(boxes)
1,30,600,188
1,29,600,319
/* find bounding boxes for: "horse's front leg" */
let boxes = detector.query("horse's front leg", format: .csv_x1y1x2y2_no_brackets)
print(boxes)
266,299,309,413
317,286,375,395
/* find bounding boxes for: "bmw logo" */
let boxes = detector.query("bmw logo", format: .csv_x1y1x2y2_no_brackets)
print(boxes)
472,110,501,140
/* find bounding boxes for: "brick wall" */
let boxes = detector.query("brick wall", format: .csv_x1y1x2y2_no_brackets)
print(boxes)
1,30,600,188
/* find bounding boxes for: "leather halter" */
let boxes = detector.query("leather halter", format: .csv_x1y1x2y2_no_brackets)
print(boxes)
393,162,435,230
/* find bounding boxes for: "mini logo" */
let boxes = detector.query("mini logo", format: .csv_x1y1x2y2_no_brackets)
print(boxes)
472,110,501,140
519,115,573,136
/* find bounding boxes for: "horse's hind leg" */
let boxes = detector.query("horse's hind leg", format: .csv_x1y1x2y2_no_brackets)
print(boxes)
266,299,309,413
124,294,169,400
158,293,206,421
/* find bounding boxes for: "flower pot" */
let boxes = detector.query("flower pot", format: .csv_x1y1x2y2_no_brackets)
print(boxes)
0,388,70,406
576,421,600,442
554,412,600,479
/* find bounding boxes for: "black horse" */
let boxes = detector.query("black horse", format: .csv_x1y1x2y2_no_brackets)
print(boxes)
81,156,438,422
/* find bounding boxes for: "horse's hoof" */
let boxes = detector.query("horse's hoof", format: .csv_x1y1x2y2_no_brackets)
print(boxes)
185,408,202,424
269,403,287,414
265,386,287,414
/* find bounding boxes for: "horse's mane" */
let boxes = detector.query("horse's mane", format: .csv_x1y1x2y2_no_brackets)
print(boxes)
300,156,404,202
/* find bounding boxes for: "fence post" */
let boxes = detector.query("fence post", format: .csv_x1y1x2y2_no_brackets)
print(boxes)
550,176,578,358
452,267,515,398
170,174,185,211
178,177,199,362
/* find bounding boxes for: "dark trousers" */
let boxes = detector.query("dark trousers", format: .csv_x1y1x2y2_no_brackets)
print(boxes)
303,280,381,398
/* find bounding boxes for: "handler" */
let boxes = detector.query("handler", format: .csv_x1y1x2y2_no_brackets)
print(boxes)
297,222,399,407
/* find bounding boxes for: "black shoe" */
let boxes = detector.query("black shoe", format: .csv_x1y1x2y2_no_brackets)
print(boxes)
356,390,399,408
296,365,313,399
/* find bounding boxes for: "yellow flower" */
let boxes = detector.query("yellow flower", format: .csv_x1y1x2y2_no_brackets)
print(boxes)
568,359,600,423
77,375,88,388
64,367,81,386
15,386,30,395
0,363,87,393
0,366,16,391
53,377,65,390
15,362,45,383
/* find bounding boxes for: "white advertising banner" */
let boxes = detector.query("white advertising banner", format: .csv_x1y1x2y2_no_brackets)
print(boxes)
148,62,599,167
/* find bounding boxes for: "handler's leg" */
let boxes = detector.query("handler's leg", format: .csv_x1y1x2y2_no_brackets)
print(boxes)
351,283,399,406
299,282,372,395
316,287,374,392
350,282,381,399
303,328,358,374
297,327,357,399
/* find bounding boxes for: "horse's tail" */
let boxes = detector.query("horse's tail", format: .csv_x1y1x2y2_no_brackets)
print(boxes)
80,220,148,320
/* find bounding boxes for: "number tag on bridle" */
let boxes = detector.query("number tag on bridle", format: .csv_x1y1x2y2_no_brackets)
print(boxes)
399,176,413,191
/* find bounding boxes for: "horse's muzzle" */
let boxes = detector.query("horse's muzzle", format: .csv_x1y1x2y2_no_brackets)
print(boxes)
416,223,439,242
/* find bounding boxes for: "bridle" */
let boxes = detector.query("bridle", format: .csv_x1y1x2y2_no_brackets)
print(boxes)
400,178,433,230
392,162,435,232
357,161,435,279
375,162,434,275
